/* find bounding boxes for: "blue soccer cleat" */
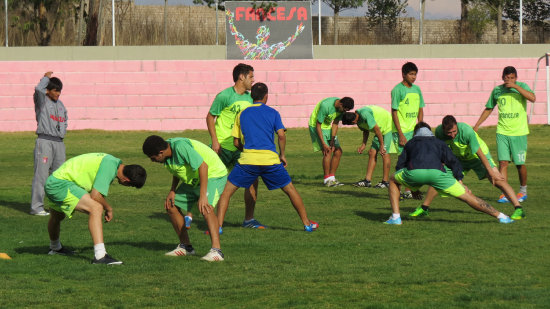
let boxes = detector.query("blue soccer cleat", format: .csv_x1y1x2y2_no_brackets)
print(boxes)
304,221,318,232
184,215,193,230
242,219,267,229
499,217,514,224
384,217,402,225
497,194,509,203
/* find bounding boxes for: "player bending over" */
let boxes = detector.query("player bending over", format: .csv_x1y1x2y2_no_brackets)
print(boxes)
45,153,146,265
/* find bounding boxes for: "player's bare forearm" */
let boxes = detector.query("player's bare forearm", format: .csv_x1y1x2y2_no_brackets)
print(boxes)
391,110,403,136
417,108,424,123
206,113,220,148
90,189,112,212
233,137,244,151
197,162,210,213
277,129,286,157
474,109,493,131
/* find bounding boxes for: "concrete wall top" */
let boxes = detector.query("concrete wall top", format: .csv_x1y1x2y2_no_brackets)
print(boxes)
0,45,549,61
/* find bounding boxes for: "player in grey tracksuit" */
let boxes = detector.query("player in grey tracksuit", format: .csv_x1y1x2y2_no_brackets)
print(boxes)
30,72,68,215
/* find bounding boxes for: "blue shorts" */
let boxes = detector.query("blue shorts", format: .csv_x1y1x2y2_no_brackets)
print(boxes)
228,163,291,190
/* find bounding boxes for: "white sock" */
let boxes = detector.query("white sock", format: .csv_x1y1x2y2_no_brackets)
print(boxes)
94,243,107,260
497,213,508,219
392,213,401,219
519,186,527,194
50,239,61,251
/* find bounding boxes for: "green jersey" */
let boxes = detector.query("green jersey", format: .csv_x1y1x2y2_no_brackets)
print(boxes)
52,153,121,196
165,138,227,187
391,82,425,134
435,122,490,162
308,97,343,130
209,86,253,151
486,82,531,136
356,105,392,135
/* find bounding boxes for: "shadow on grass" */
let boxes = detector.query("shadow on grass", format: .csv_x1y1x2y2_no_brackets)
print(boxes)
15,246,90,261
1,200,29,214
323,189,387,199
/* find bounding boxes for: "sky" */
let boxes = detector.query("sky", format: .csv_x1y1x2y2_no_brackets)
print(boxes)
135,0,462,19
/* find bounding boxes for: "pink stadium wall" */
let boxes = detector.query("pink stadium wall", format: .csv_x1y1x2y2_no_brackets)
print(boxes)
0,58,546,132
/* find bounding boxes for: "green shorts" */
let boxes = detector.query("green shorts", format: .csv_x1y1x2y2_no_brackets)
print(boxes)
217,147,241,170
394,168,466,198
496,134,527,165
44,176,87,218
461,153,496,180
309,126,341,152
391,131,414,154
372,132,394,153
174,175,227,212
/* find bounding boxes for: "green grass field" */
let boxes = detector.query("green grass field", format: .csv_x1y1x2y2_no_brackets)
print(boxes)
1,126,550,308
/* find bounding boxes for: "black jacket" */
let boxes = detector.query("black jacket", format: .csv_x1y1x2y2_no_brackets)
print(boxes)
395,136,464,181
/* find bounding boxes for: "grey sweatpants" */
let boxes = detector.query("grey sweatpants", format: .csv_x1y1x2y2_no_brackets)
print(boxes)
30,138,65,214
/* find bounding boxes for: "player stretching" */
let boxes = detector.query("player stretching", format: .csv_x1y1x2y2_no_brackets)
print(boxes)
308,97,354,187
411,115,524,220
45,153,147,264
384,122,513,225
206,63,264,231
216,83,318,232
342,106,393,189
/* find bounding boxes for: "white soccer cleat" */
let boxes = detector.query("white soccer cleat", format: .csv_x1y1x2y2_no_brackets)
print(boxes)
165,246,195,257
200,248,224,262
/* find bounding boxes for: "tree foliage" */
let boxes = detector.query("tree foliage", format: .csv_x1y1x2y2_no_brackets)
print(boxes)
503,0,550,37
9,0,77,46
466,1,492,42
365,0,407,31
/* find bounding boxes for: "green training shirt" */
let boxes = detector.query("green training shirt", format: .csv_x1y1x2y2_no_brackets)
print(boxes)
308,97,343,130
209,86,253,151
391,82,425,134
486,82,531,136
165,138,227,187
356,105,392,135
435,122,490,162
52,153,121,196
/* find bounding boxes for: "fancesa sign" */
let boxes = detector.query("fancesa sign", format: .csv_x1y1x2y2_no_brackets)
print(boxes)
225,1,313,60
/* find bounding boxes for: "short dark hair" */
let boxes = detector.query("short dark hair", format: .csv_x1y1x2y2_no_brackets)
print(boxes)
123,165,147,188
142,135,168,157
251,82,268,101
442,115,457,132
402,62,418,75
47,77,63,91
341,112,357,125
414,121,431,134
340,97,354,110
233,63,254,83
502,66,517,79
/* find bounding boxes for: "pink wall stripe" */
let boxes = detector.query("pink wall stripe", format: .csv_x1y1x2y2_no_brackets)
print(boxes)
0,58,546,132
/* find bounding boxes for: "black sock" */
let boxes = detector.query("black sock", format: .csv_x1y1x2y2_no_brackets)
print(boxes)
421,205,430,211
514,206,523,210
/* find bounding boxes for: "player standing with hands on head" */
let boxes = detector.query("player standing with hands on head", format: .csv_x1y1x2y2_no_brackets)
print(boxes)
391,62,425,199
206,63,265,230
31,71,68,216
216,83,318,232
474,66,535,209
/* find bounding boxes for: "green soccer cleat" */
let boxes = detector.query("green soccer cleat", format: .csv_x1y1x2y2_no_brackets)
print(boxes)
511,208,525,220
409,206,429,217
